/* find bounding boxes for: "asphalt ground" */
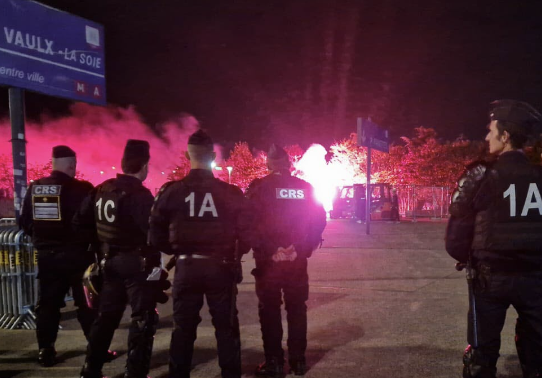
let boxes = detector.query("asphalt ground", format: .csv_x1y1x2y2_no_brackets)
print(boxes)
0,219,524,378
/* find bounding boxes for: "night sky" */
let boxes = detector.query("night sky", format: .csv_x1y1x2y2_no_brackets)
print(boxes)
1,0,542,150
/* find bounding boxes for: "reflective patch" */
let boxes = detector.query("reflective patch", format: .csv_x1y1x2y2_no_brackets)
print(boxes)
32,185,61,195
32,194,61,221
276,188,305,199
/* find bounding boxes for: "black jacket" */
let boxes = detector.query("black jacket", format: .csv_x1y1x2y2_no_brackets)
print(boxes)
20,170,93,250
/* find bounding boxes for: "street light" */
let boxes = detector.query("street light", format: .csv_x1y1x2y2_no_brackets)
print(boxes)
226,166,233,184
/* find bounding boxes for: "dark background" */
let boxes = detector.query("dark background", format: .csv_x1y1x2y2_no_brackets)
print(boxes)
1,0,541,150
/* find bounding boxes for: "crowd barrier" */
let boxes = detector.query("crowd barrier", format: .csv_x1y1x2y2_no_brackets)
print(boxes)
0,223,38,329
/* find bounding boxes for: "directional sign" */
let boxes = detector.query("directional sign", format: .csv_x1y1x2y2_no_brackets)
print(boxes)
0,0,106,105
357,117,389,153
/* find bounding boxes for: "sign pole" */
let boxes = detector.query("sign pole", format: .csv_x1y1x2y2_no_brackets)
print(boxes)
9,87,27,222
366,146,371,235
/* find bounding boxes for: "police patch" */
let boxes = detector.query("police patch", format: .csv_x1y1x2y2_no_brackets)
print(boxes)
32,187,61,221
276,188,305,200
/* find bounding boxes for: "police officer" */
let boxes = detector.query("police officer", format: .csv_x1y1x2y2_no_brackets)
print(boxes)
149,129,253,378
18,146,96,366
76,140,161,378
246,144,326,377
446,99,542,378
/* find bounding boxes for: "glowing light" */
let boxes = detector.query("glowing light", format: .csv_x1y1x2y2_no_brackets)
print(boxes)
161,171,165,175
294,144,336,212
100,170,104,175
111,166,116,170
211,161,216,169
226,166,233,184
294,144,362,213
214,167,223,170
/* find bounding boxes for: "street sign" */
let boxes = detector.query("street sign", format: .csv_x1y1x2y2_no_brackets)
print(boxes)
357,117,389,153
0,0,106,105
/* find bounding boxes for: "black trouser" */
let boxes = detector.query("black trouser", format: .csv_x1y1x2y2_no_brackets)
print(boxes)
84,253,157,378
255,257,309,363
170,258,240,378
36,249,96,349
468,268,542,377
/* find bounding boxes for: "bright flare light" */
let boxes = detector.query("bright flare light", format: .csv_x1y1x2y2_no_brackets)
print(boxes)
294,144,335,212
294,144,361,212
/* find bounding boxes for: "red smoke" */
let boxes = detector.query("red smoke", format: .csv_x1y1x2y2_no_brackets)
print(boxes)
0,103,209,193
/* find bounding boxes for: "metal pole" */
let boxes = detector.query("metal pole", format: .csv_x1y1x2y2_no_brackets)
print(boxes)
9,88,27,222
365,146,371,235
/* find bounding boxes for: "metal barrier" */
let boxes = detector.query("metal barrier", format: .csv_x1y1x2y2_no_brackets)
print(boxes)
397,186,451,220
0,224,37,329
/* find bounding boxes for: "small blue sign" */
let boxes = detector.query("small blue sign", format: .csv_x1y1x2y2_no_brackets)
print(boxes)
0,0,106,105
357,118,389,153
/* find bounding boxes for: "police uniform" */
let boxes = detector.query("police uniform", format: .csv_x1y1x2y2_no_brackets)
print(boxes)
446,100,542,378
246,144,326,377
19,145,95,367
149,130,253,378
76,140,158,378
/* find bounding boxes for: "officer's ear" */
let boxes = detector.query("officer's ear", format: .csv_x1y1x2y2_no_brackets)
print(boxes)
185,151,190,161
501,130,511,144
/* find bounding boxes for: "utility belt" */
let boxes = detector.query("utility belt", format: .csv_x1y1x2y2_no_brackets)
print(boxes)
101,243,144,259
37,244,87,255
476,261,542,275
175,253,235,264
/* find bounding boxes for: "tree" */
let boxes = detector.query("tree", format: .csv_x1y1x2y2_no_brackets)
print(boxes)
225,142,267,191
167,153,191,182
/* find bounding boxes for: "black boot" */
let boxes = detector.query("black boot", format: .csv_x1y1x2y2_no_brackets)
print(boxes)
289,358,306,375
255,357,284,377
38,347,56,367
79,363,107,378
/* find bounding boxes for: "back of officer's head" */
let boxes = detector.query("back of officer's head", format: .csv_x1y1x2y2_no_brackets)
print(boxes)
52,145,76,177
121,140,150,174
489,99,542,149
186,129,215,167
267,144,290,172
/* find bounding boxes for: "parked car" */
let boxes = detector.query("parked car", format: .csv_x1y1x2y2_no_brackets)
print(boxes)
330,183,396,221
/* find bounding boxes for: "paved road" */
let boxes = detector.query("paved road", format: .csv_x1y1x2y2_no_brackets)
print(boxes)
0,219,523,378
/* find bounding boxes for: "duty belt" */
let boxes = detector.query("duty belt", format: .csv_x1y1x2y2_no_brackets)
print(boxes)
176,254,235,264
101,243,141,259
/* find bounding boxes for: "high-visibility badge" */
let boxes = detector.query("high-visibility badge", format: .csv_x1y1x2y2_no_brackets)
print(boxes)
276,188,305,200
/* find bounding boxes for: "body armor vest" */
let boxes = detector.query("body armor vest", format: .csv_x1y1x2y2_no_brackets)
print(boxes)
30,174,89,248
94,179,144,246
249,173,314,258
32,177,68,245
169,177,238,257
472,155,542,255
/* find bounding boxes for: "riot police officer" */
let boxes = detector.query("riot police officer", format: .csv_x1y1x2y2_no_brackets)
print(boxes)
446,99,542,378
19,145,96,367
149,129,253,378
246,144,326,377
76,140,161,378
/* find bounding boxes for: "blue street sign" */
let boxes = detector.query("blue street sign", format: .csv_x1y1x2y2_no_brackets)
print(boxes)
357,117,389,153
0,0,106,105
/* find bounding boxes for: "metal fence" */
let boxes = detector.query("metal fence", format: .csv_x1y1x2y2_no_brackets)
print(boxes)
397,186,452,219
0,223,38,329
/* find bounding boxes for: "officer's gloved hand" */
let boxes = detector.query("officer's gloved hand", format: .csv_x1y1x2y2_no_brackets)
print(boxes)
147,268,171,304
